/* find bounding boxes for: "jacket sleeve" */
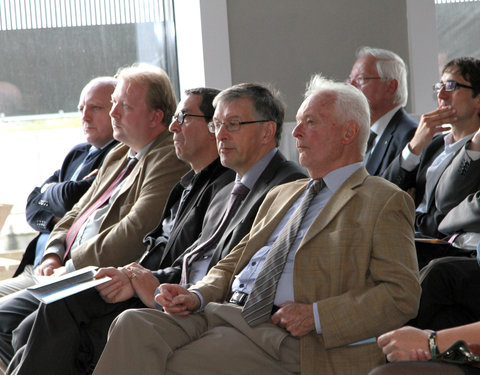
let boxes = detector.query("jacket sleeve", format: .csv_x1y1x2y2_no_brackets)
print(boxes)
25,169,62,232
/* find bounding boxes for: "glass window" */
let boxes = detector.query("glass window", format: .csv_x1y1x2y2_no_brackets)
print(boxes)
435,0,480,69
0,0,178,252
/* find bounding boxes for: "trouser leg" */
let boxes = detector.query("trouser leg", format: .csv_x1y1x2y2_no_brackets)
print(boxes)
7,288,142,375
414,257,480,330
166,303,300,375
93,308,208,375
0,291,40,365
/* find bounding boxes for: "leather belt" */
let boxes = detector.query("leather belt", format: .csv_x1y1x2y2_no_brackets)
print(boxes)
229,291,280,314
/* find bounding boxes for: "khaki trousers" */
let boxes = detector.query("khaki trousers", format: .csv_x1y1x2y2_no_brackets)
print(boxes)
93,303,300,375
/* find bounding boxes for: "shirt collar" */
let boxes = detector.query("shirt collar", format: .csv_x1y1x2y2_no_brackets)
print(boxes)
371,105,402,137
128,139,154,161
308,162,363,194
237,148,278,190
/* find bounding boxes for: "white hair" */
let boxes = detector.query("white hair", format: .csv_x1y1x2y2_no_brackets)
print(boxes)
356,46,408,107
305,74,371,156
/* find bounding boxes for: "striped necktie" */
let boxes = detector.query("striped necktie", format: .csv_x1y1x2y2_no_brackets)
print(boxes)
241,179,323,326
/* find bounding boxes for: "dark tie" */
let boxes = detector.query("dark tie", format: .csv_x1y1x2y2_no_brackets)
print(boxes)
63,157,138,260
180,181,250,285
241,179,323,326
366,130,377,154
71,148,101,182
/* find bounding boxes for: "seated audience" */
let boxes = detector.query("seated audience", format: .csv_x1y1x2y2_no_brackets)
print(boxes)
348,46,417,176
1,83,305,374
0,77,118,296
0,63,189,367
92,75,420,375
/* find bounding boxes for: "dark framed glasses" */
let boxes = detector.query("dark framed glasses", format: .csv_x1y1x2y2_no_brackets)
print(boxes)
433,80,474,94
171,111,209,126
208,119,270,134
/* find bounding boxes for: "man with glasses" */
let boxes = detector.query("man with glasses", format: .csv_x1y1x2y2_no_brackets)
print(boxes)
382,57,480,267
1,84,305,375
348,46,417,176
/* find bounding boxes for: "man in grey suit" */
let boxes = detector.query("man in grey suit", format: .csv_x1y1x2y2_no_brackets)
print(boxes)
2,83,305,375
348,46,417,176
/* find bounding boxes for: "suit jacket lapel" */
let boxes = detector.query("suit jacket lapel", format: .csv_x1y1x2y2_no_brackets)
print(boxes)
298,168,369,249
366,109,401,175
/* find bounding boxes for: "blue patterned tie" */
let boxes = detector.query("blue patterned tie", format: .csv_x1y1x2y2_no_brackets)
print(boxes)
241,179,323,326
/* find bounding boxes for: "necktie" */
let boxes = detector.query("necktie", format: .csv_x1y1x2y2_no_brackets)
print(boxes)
63,157,138,260
180,181,250,285
71,147,101,182
366,130,377,154
241,179,323,326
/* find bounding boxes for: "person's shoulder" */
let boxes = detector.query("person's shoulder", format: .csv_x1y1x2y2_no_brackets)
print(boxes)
268,151,307,180
361,175,414,207
268,178,310,196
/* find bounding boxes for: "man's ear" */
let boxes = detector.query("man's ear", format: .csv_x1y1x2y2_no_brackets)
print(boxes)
342,120,359,145
262,121,277,144
386,79,399,98
151,108,165,128
473,93,480,116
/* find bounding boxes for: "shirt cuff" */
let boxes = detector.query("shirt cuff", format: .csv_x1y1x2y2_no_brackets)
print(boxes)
65,259,75,273
313,302,322,334
190,290,205,312
400,143,421,172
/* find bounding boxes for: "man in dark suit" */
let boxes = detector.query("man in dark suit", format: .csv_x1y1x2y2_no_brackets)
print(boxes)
2,83,305,375
348,46,417,176
0,77,119,296
382,57,480,267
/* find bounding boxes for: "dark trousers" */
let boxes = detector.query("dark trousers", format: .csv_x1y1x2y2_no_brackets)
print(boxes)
409,257,480,330
415,240,476,270
0,290,40,366
6,289,145,375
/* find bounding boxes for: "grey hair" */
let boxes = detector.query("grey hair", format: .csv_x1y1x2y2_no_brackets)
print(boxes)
305,74,371,156
213,83,285,145
356,46,408,107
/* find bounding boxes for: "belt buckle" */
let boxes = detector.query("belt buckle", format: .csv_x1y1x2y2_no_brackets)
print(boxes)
229,291,248,306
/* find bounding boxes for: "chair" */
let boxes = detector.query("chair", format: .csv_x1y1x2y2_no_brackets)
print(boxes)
0,204,13,233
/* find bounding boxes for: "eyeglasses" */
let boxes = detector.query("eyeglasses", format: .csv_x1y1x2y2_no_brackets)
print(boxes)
433,80,474,94
346,76,383,86
208,119,270,134
171,111,209,126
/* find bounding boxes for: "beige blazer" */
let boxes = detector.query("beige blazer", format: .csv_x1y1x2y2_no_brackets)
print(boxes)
193,167,420,375
45,131,189,269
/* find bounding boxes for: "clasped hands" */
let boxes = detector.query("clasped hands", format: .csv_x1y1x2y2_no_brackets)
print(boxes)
94,263,160,307
155,284,315,337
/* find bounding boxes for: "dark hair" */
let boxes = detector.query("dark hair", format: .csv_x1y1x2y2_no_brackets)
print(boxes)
442,57,480,97
184,87,221,121
213,83,285,145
